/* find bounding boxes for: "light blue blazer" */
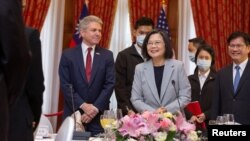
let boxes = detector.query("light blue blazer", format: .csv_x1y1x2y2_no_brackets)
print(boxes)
130,59,191,114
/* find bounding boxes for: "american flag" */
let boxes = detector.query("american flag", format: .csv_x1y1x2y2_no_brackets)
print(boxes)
69,3,89,47
156,8,171,40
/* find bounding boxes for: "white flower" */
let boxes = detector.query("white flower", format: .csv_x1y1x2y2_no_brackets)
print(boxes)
126,138,137,141
186,131,199,141
154,132,167,141
162,112,173,119
168,122,177,132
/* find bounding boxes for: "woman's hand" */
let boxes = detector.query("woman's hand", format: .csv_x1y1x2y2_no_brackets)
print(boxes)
189,115,198,123
197,113,206,123
155,107,167,113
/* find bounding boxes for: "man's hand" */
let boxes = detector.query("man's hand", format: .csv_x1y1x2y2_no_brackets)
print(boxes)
81,113,92,123
32,122,36,128
81,103,99,119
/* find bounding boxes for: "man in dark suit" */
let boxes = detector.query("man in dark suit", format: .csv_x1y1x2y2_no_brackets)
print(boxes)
211,31,250,124
115,17,154,115
59,15,115,135
0,0,30,140
8,27,44,141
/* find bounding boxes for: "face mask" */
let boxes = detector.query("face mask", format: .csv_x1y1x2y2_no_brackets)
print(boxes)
197,59,211,71
188,52,195,62
136,35,146,47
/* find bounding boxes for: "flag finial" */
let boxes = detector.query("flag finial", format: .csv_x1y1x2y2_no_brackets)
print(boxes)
161,0,167,10
161,0,166,5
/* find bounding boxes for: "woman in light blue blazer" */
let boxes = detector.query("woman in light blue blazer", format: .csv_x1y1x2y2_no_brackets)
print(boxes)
130,29,191,114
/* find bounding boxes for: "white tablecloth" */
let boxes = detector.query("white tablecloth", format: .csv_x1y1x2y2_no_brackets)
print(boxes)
35,134,103,141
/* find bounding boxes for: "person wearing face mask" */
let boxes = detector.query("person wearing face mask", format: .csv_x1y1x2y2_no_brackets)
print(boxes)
185,44,216,130
188,37,206,62
115,17,154,115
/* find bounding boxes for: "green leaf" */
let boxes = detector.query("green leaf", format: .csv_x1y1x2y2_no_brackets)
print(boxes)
166,131,176,141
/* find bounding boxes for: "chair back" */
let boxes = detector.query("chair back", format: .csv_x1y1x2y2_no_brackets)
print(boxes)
55,117,74,141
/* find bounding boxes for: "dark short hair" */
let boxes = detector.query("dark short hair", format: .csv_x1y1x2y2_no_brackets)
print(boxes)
188,37,206,49
195,43,215,66
134,17,154,29
227,31,250,45
142,29,173,60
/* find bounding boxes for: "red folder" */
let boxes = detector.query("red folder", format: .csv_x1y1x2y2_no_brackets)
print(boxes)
186,101,206,129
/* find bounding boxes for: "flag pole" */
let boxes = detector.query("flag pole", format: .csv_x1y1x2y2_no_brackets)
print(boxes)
85,0,89,8
161,0,167,12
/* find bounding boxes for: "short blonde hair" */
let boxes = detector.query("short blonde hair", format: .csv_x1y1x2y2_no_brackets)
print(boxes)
79,15,103,31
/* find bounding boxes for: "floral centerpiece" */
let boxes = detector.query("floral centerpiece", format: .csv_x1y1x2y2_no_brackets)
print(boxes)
114,111,199,141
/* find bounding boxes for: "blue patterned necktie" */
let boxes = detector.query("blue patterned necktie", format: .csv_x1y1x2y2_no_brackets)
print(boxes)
233,66,240,93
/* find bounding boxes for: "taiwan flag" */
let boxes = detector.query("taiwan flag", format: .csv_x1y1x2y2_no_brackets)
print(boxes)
69,3,89,48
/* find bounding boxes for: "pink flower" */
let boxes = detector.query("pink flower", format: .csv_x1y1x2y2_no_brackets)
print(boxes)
118,114,144,137
160,118,172,129
140,112,161,135
175,112,196,134
116,111,198,141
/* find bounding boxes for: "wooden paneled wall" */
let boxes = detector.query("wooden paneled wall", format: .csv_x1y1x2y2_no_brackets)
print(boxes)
167,0,178,58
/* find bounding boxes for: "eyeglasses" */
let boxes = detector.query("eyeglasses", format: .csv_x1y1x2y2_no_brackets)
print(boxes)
147,41,163,46
228,44,246,49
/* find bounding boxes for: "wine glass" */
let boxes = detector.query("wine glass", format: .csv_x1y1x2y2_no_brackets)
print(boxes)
216,116,224,125
100,114,108,140
223,114,235,125
100,110,115,141
112,109,123,128
208,120,216,125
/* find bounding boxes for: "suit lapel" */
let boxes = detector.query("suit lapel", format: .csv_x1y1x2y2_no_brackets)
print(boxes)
76,46,87,82
130,45,144,61
235,60,250,95
204,71,215,86
227,65,235,96
160,59,174,100
89,47,101,86
144,60,161,105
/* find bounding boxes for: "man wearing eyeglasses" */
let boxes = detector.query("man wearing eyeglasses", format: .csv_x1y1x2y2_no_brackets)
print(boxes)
211,31,250,125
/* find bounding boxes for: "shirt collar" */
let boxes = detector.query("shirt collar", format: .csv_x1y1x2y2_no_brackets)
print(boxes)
134,44,143,57
81,42,96,53
233,58,248,71
198,69,210,78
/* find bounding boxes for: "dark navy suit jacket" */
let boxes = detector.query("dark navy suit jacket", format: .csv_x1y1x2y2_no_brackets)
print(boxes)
211,60,250,124
59,45,115,135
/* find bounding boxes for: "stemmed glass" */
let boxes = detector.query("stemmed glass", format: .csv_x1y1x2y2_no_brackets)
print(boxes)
216,116,224,125
112,109,123,128
223,114,235,125
100,110,115,141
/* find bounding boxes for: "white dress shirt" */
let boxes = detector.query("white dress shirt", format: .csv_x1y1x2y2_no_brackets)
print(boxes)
233,58,248,83
198,69,210,90
81,42,95,68
134,44,145,61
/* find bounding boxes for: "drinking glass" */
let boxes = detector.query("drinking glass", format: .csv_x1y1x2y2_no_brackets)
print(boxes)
216,116,224,125
112,109,123,128
223,114,235,125
208,120,217,125
100,110,115,141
